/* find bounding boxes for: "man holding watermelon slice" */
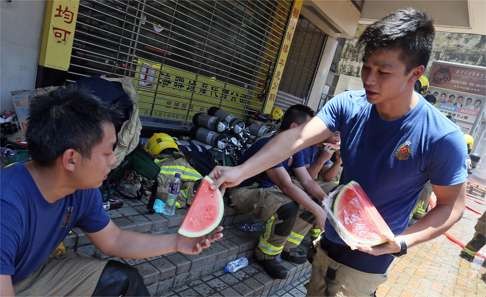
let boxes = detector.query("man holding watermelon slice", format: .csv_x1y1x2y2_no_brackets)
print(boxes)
212,8,467,297
0,88,223,297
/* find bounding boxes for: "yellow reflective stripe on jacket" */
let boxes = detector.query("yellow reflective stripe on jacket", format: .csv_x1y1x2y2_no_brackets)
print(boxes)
258,237,284,256
287,231,305,245
310,228,321,238
159,165,202,181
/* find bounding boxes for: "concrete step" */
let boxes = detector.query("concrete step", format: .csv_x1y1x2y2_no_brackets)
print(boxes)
153,261,312,297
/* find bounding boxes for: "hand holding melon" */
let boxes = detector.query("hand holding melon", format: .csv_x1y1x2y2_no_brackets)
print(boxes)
178,176,224,238
323,181,395,250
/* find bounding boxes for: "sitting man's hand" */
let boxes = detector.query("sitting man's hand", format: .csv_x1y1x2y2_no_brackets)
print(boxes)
176,226,224,255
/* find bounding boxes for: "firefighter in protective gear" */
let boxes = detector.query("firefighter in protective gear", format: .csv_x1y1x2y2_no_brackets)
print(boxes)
145,132,179,156
414,75,429,95
460,211,486,262
464,134,474,154
229,105,328,279
271,106,284,121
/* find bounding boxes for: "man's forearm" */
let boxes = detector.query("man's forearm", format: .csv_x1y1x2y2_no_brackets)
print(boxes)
308,152,332,179
401,202,464,248
239,129,301,181
107,231,178,259
321,160,341,182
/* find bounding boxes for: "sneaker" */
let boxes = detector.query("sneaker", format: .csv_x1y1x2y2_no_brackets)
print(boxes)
459,250,475,262
257,258,289,279
282,249,308,264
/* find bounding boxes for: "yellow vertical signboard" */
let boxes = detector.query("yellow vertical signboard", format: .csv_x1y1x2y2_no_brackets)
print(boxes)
39,0,80,71
263,0,303,114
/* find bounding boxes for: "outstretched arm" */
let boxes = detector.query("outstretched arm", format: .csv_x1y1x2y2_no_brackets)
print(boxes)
87,221,223,258
211,117,333,189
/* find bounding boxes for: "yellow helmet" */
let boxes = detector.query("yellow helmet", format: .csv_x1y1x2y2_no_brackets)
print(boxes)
145,133,179,156
464,134,474,152
271,106,284,121
414,75,429,95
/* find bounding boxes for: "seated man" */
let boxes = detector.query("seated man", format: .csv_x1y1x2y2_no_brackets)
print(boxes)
230,104,327,279
304,131,342,187
295,132,342,243
0,87,222,297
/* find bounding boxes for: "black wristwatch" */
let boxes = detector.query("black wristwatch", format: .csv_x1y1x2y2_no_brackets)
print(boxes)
392,238,408,257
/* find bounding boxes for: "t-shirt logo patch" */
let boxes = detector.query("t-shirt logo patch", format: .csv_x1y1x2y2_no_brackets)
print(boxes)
396,141,412,160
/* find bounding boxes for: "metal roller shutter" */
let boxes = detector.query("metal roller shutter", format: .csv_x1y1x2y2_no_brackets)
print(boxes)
68,0,292,123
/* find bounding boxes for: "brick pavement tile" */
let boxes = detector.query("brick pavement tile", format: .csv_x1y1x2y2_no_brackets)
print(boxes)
113,217,135,230
118,206,139,216
193,283,217,296
172,284,189,293
173,272,190,288
123,258,146,265
233,282,254,296
288,288,305,297
207,277,229,291
212,270,226,278
151,257,176,280
146,214,169,232
134,262,159,285
133,205,149,215
202,274,215,282
146,282,159,296
244,277,264,296
157,278,175,294
220,287,243,297
108,209,123,218
166,253,191,273
232,269,250,281
219,273,240,286
178,288,202,297
281,293,293,297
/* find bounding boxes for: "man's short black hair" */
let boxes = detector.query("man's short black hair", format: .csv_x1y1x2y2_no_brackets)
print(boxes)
279,104,314,131
358,8,435,72
26,87,114,166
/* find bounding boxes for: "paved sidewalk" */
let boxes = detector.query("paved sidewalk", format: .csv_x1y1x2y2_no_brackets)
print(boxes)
376,181,486,297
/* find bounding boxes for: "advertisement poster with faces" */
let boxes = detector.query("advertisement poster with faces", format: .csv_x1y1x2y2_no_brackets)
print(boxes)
429,61,486,135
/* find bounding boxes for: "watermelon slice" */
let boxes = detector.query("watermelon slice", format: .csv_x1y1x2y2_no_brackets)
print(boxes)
324,181,394,249
178,176,224,238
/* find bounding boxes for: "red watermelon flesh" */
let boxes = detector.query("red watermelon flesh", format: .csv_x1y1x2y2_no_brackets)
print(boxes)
333,181,394,247
178,176,224,238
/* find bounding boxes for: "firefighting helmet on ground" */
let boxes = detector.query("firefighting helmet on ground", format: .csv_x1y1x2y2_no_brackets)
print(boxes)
464,134,474,154
414,75,429,95
145,132,179,156
271,106,284,121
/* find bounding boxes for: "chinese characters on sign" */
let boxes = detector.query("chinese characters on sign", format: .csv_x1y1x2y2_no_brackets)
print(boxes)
135,59,260,121
39,0,79,70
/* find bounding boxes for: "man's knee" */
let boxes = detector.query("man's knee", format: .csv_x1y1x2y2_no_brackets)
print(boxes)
274,202,299,236
92,260,148,297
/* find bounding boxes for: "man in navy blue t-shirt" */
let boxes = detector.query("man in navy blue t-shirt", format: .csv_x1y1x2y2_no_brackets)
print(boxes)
211,8,467,296
0,88,222,296
230,104,329,279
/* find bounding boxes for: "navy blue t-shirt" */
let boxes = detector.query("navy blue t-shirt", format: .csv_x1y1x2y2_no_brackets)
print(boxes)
0,164,110,283
317,90,467,273
240,136,306,187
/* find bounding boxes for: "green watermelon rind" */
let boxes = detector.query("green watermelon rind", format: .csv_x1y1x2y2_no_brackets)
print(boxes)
178,176,224,238
332,181,393,247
